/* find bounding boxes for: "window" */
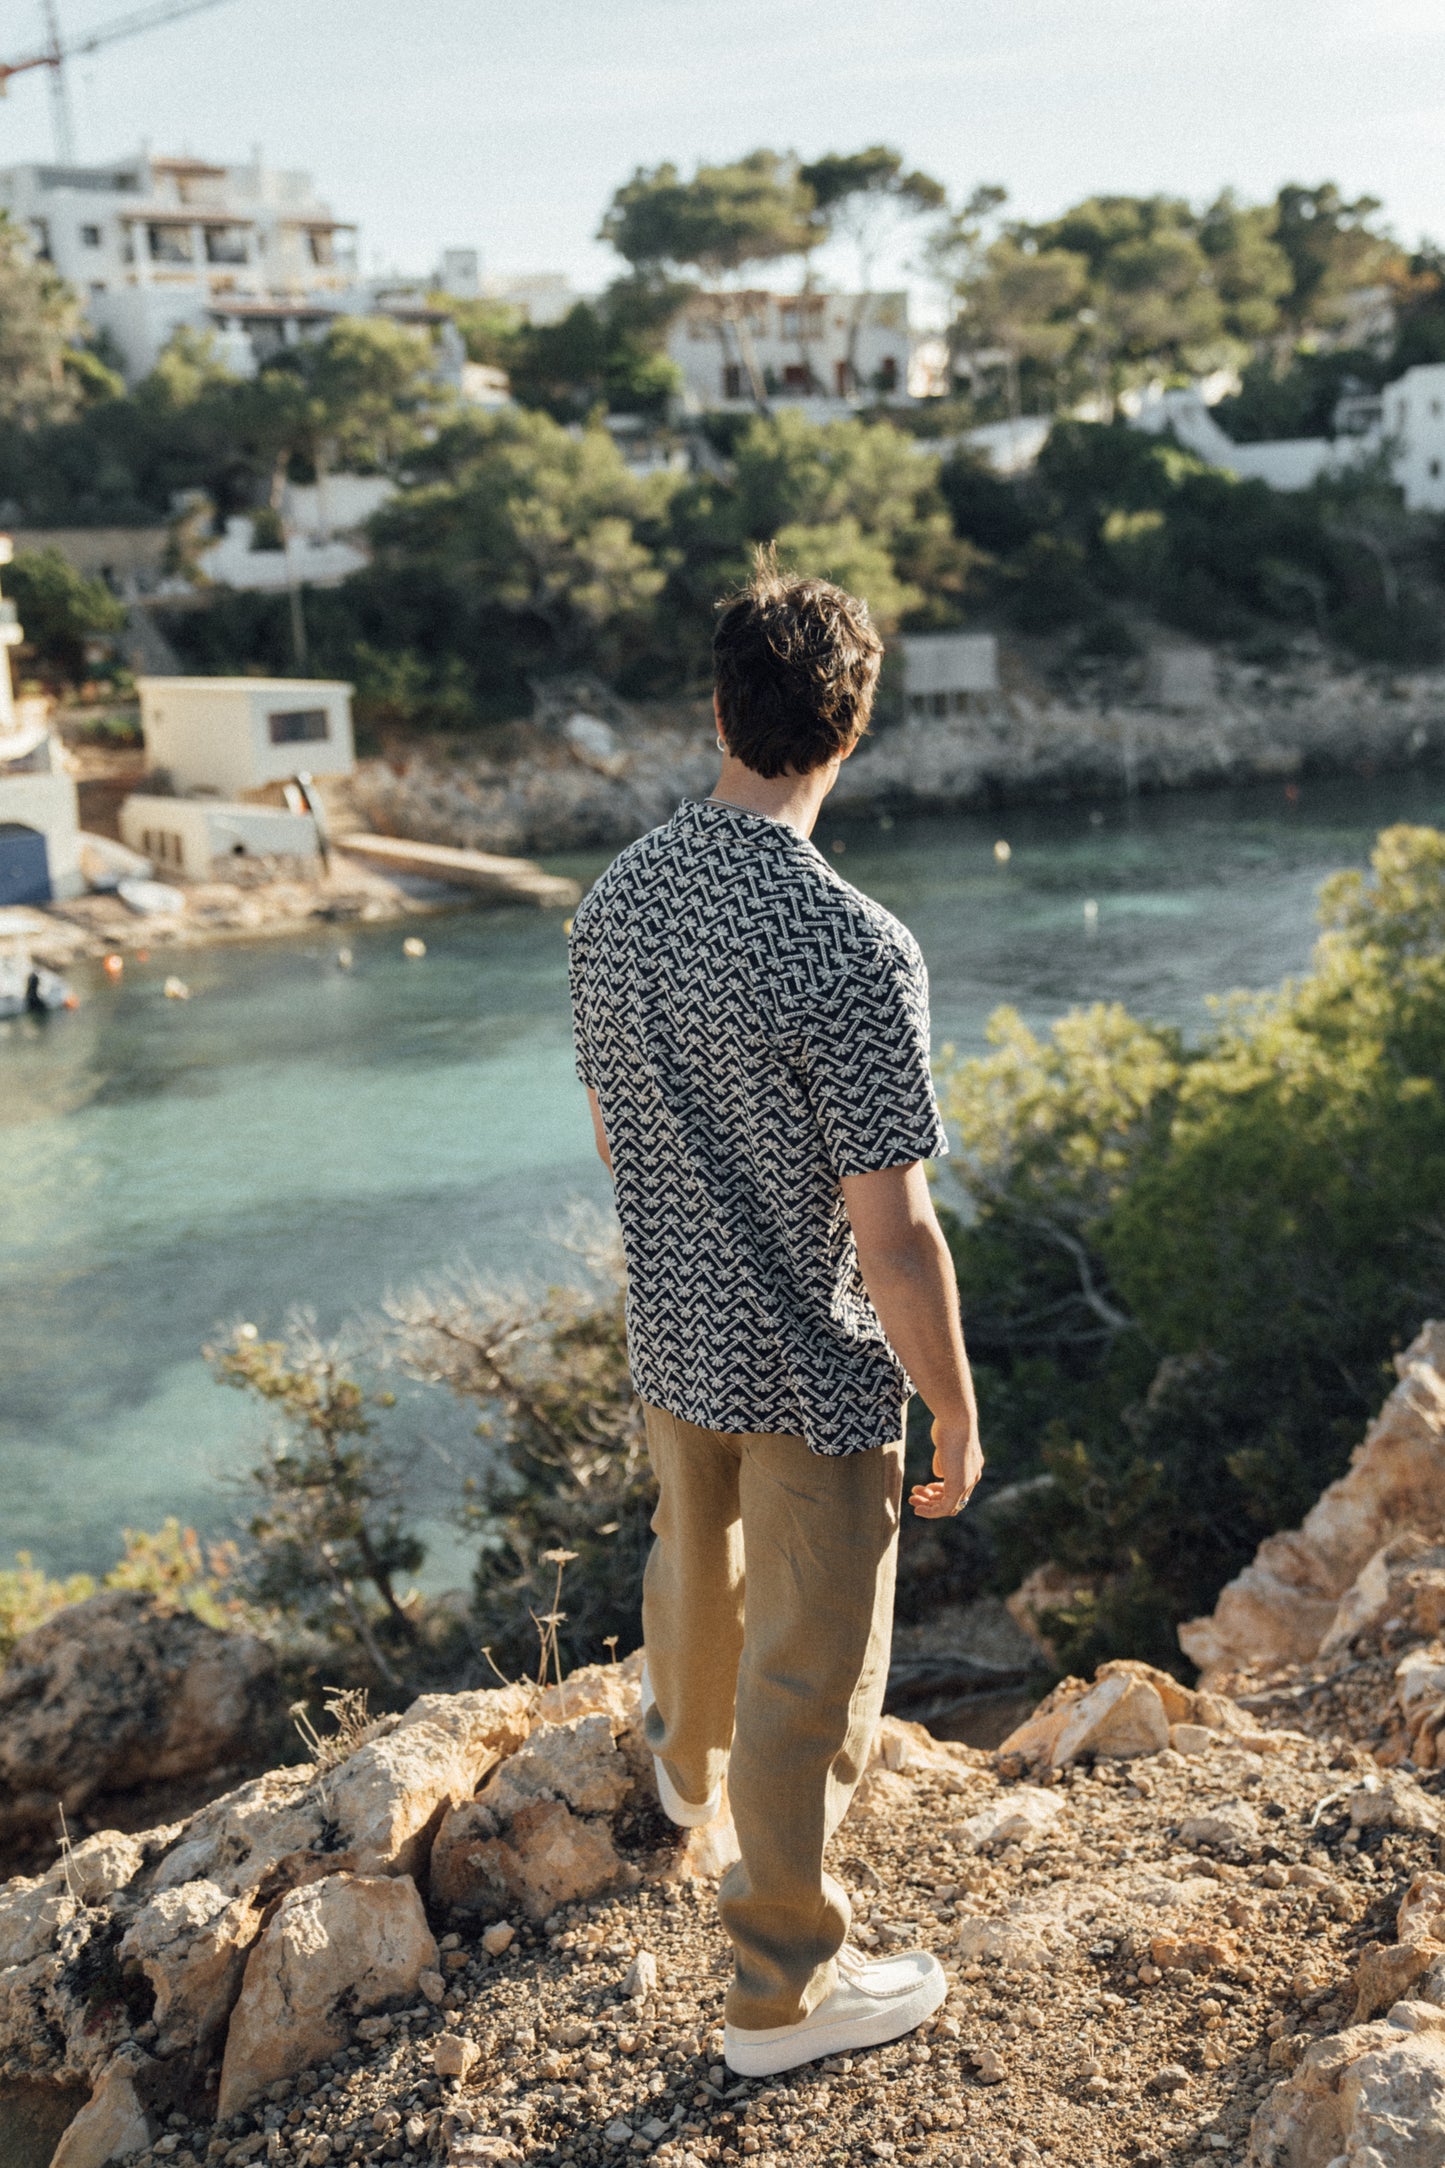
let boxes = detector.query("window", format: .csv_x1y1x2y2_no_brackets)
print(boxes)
782,363,809,391
204,226,248,265
267,707,330,746
142,827,185,868
722,363,744,401
307,230,335,267
80,224,101,248
148,223,194,264
877,356,899,392
28,219,51,260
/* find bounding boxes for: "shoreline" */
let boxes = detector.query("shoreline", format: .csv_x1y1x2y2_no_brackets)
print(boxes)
26,657,1445,969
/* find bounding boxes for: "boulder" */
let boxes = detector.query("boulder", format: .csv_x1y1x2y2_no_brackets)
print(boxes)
1354,1942,1444,2022
217,1873,437,2117
0,1593,276,1838
1182,1321,1445,1683
49,2054,153,2168
1250,2018,1445,2166
118,1880,261,2055
1349,1773,1443,1836
435,1795,627,1922
477,1714,632,1821
431,1716,635,1919
150,1681,533,1903
534,1651,643,1729
998,1667,1172,1769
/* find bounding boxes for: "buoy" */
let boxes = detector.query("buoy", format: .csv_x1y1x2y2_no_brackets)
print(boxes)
163,975,190,1001
402,936,427,959
336,947,353,970
879,813,895,831
994,839,1012,864
831,838,846,855
1084,898,1099,926
102,953,123,977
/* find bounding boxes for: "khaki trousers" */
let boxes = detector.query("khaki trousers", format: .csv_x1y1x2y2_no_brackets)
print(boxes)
641,1402,904,2031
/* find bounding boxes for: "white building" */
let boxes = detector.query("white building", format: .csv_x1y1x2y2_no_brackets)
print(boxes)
0,538,82,904
900,633,1000,720
138,676,354,797
0,150,358,380
119,793,319,877
1126,366,1445,513
666,290,913,410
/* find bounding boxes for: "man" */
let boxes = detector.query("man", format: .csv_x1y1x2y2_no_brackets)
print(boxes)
567,555,983,2078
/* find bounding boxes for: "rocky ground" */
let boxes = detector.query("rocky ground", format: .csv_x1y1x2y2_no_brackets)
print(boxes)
6,1641,1445,2168
9,1340,1445,2168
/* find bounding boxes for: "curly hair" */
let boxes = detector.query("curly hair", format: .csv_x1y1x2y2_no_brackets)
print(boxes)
713,547,883,779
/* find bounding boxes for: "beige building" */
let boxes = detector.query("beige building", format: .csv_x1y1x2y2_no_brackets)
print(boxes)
138,677,354,798
119,793,320,877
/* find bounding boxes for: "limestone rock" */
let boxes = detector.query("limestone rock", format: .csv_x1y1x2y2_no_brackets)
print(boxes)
1352,1941,1443,2023
322,1683,531,1884
1250,2019,1445,2166
954,1913,1062,1969
999,1668,1171,1769
535,1650,643,1729
433,2032,479,2081
0,1592,276,1838
956,1787,1065,1850
118,1879,261,2055
1399,1872,1445,1947
150,1681,534,1907
1349,1773,1442,1835
477,1715,632,1821
1179,1801,1260,1850
217,1873,437,2116
436,1795,626,1922
1182,1321,1445,1682
431,1716,633,1918
50,2054,153,2168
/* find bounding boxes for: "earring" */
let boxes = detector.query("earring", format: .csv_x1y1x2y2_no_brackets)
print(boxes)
716,734,726,752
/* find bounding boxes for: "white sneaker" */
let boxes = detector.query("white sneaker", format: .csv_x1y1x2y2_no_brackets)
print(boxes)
724,1946,947,2077
640,1660,724,1829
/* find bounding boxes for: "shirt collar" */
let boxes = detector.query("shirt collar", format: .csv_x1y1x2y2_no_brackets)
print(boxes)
675,796,829,866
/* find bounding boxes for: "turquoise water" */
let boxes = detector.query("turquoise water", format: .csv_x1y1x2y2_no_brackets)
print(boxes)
5,768,1445,1578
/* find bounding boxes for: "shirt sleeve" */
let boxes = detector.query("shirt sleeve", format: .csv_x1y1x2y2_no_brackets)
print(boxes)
802,931,949,1178
567,913,596,1088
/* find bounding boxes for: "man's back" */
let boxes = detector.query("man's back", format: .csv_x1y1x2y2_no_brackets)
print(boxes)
569,795,946,1456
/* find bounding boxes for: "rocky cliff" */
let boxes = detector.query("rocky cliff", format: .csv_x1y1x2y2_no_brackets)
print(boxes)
349,658,1445,859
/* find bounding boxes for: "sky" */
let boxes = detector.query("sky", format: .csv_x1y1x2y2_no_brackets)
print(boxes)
3,0,1445,306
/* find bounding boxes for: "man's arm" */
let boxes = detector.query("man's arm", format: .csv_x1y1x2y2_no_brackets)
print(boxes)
586,1085,612,1171
841,1160,983,1519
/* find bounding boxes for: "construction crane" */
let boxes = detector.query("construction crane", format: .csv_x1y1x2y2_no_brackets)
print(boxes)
0,0,239,163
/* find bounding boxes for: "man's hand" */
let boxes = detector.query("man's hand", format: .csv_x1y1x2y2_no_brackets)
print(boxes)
909,1413,984,1520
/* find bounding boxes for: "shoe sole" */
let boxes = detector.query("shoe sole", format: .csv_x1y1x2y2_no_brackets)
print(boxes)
724,1964,947,2076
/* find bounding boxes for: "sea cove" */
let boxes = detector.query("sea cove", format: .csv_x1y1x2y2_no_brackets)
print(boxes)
5,767,1445,1578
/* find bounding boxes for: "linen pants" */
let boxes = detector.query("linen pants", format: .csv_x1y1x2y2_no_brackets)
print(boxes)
640,1401,904,2032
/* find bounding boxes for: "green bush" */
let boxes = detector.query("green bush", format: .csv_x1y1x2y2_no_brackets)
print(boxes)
937,823,1445,1673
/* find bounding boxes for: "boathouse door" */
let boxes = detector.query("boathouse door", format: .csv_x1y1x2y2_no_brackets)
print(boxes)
0,823,51,905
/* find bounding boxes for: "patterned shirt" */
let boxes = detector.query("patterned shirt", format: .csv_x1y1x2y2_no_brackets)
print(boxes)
568,797,948,1455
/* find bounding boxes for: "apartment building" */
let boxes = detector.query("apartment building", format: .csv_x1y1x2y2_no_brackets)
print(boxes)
666,289,914,410
0,150,358,379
